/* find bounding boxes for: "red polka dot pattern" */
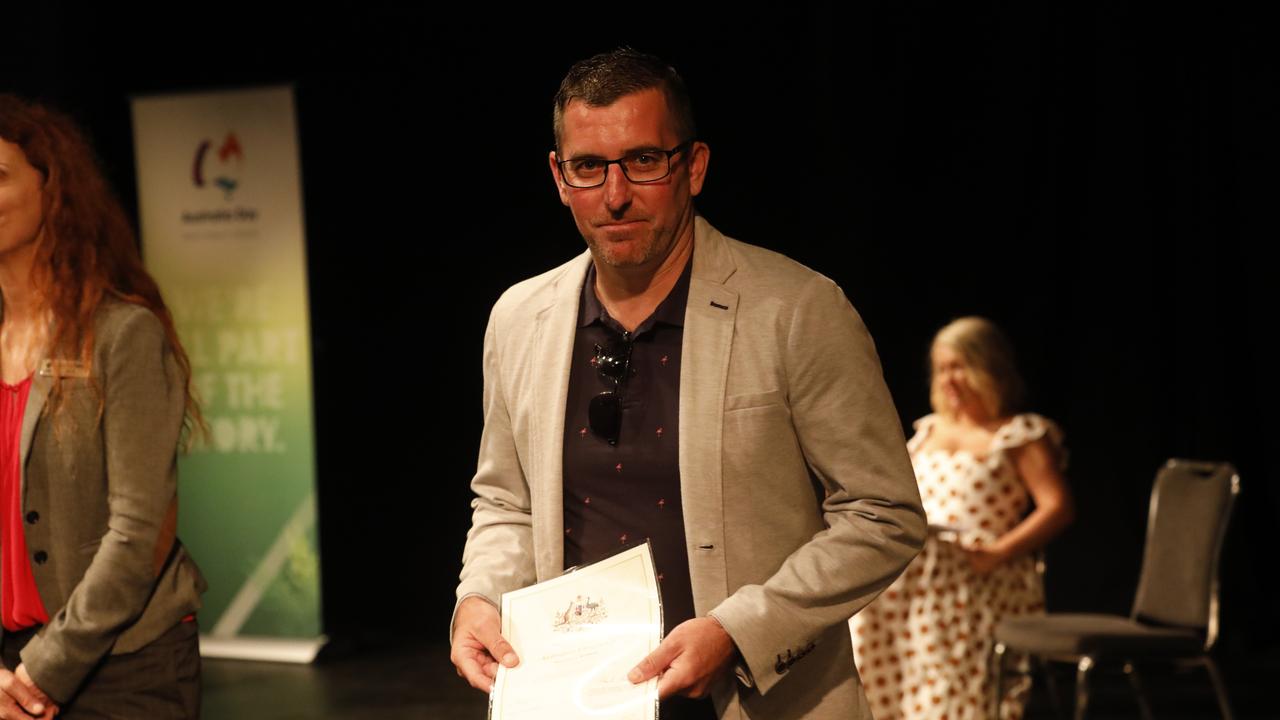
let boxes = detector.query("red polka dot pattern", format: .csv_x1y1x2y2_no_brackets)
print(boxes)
850,413,1063,720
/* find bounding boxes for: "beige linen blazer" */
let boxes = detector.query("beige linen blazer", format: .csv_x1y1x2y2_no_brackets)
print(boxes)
3,297,205,703
458,217,925,719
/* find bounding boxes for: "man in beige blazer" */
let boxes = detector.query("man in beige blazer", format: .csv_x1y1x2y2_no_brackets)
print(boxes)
452,49,926,719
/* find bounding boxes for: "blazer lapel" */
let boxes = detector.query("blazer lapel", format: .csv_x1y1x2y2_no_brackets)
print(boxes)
529,251,592,581
679,216,739,615
20,364,53,499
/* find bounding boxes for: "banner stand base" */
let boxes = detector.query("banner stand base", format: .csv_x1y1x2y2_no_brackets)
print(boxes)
199,634,328,664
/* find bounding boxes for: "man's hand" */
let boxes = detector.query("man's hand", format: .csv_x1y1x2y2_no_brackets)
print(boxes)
0,663,58,719
450,596,519,693
627,617,736,700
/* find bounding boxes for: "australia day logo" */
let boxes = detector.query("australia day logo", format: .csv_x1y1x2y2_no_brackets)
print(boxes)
192,133,244,200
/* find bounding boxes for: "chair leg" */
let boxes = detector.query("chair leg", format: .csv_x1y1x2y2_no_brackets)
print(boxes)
1038,657,1068,720
1201,656,1235,720
1073,656,1094,720
990,642,1007,720
1122,662,1155,720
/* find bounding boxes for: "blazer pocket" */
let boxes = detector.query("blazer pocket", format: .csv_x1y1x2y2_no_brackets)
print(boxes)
724,389,785,412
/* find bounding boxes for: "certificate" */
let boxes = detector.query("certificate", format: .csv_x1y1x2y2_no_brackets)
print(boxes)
490,543,662,719
927,523,962,544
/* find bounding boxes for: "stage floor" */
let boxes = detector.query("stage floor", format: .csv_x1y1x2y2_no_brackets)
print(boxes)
202,637,1275,719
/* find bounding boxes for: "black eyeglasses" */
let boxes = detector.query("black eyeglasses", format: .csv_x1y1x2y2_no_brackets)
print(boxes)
588,332,633,445
556,140,694,188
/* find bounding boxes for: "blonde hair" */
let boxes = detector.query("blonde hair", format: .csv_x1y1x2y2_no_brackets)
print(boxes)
929,316,1026,419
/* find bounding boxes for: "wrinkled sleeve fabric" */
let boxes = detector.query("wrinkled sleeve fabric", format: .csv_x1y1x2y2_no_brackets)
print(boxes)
709,275,926,696
452,304,537,637
22,309,185,703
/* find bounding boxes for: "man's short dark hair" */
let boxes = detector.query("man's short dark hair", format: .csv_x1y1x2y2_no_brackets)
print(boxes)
552,48,697,151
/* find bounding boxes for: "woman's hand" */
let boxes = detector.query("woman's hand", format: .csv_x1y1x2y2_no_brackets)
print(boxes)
14,667,55,718
0,663,58,718
964,545,1008,575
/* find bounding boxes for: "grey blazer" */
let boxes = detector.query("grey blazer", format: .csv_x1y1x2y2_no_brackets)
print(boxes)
457,217,925,719
3,297,205,703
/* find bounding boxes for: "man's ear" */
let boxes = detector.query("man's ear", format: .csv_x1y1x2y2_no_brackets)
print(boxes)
688,142,710,197
549,150,571,206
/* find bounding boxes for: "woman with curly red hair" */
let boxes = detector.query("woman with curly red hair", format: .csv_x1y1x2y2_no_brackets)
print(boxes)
0,94,205,718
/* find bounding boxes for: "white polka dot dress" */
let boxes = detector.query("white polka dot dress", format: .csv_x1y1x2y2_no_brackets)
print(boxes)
850,413,1065,720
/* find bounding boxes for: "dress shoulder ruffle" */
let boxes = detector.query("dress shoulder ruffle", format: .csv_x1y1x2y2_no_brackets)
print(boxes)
991,413,1067,469
906,414,940,455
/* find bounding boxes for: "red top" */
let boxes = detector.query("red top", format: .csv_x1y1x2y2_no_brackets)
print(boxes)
1,376,49,631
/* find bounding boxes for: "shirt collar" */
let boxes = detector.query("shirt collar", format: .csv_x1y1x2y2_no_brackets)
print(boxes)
577,251,694,334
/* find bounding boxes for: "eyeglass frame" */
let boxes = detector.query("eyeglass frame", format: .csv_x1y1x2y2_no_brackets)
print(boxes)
555,140,695,188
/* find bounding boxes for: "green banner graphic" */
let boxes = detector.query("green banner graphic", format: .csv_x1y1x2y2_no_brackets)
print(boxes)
131,87,323,660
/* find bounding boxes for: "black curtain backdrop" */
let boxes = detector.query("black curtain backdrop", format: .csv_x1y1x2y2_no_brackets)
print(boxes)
4,3,1273,659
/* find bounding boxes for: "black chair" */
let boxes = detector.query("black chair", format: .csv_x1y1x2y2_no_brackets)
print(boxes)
990,459,1240,720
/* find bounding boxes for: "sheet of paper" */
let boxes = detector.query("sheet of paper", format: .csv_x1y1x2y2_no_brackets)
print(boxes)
490,543,661,720
928,523,962,543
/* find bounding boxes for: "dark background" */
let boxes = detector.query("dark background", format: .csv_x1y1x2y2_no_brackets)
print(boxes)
5,1,1274,665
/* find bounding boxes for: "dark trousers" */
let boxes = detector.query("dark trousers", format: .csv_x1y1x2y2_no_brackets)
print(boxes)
1,620,201,719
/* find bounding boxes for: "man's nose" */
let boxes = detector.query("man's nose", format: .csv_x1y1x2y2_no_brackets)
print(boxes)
603,163,633,211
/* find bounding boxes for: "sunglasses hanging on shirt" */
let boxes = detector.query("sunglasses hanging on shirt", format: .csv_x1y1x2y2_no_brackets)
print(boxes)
589,331,633,445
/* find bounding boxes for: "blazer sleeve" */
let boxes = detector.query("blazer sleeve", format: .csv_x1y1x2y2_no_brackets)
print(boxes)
21,309,186,703
452,304,537,635
708,274,926,696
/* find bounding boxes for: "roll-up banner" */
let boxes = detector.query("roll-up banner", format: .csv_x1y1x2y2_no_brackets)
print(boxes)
131,86,324,662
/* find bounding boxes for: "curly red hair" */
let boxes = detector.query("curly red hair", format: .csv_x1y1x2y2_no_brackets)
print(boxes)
0,94,202,433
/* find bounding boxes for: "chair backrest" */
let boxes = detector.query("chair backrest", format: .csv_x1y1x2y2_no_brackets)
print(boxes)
1130,459,1239,647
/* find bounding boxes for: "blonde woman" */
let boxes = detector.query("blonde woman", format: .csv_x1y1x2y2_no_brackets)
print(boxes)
850,317,1073,720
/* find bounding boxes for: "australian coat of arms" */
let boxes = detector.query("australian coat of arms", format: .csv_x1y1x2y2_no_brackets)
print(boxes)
552,594,608,631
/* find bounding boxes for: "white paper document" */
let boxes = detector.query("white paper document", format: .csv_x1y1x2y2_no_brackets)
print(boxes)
490,543,662,719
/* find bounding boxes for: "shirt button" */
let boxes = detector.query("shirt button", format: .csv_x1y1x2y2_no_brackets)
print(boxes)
33,551,48,564
25,511,39,524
